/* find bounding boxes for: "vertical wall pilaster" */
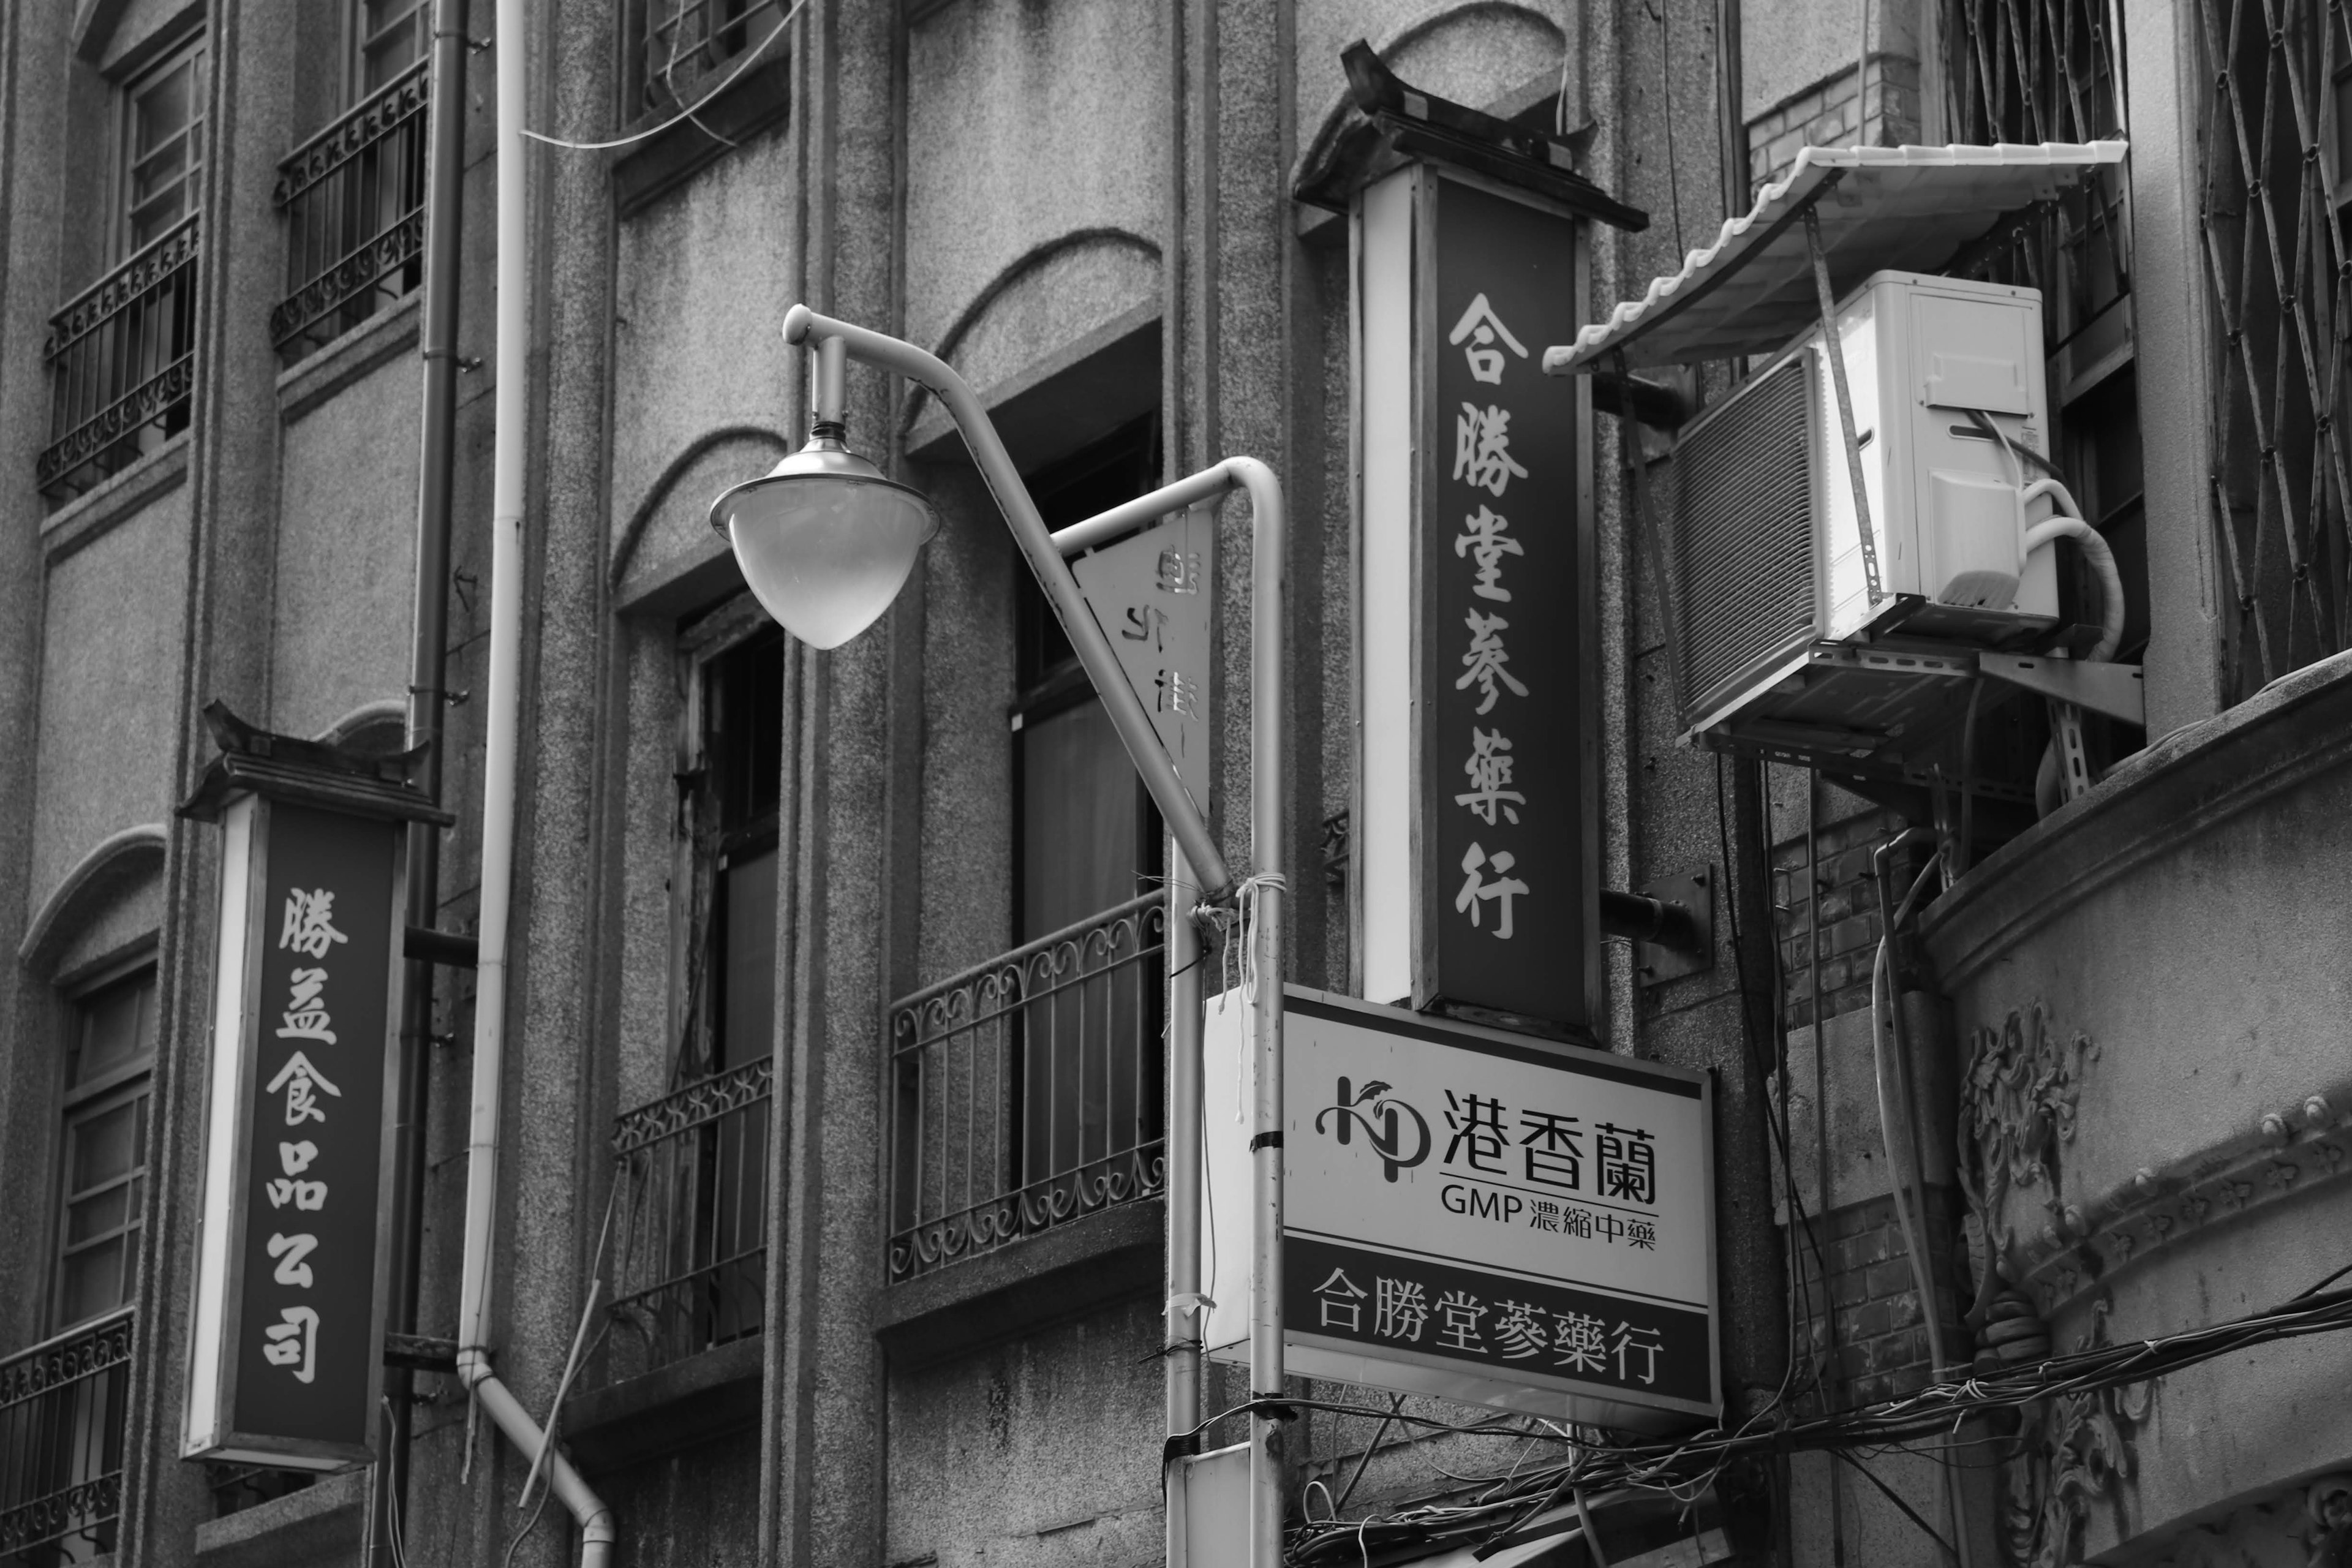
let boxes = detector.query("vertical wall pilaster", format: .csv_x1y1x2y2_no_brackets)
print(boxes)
2122,0,2224,739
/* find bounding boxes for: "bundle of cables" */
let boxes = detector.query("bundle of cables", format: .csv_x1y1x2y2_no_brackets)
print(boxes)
1251,1281,2352,1565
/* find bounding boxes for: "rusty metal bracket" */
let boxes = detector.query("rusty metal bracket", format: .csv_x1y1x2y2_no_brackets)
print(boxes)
1977,652,2146,728
1611,865,1716,986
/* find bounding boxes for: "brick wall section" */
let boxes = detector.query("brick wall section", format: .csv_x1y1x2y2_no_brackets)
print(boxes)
1744,55,1923,197
1771,804,1966,1410
1786,1189,1967,1409
1771,804,1910,1028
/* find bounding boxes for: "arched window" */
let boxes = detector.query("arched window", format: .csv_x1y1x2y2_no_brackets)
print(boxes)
54,960,157,1329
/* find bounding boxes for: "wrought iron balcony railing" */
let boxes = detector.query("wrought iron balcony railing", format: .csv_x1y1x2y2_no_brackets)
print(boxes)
0,1309,132,1566
37,219,198,499
269,58,428,361
887,892,1168,1283
606,1059,771,1377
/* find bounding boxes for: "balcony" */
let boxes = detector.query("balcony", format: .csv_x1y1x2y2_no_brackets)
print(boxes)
37,221,198,500
0,1309,132,1567
268,59,428,363
605,1059,771,1378
886,892,1168,1284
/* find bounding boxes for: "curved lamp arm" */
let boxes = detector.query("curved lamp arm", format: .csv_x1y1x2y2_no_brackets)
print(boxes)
783,305,1283,905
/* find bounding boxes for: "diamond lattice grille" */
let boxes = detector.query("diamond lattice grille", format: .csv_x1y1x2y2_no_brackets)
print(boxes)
2193,0,2352,698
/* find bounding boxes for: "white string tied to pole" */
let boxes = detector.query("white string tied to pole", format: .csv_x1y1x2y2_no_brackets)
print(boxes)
1235,871,1287,1006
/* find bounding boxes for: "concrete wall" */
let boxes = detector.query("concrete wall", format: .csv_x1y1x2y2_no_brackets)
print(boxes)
271,328,422,741
1923,652,2352,1562
29,490,191,911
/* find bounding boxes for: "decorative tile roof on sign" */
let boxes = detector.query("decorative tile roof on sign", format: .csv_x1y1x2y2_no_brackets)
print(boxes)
1543,140,2128,374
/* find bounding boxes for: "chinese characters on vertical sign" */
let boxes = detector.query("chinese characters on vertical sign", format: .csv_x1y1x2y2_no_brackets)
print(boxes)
203,799,400,1461
1074,504,1216,816
1421,176,1591,1030
257,886,348,1385
232,804,394,1449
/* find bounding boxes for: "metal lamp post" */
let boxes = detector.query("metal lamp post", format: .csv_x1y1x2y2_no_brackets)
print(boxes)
710,304,1290,1568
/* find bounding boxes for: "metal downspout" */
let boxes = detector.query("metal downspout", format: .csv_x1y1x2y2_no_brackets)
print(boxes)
368,3,467,1564
454,1,614,1560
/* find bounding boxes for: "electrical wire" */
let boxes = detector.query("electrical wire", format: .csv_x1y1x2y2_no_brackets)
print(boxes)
1283,1284,2352,1564
520,0,808,152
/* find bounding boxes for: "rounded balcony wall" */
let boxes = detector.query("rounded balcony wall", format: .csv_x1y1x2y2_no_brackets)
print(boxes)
1920,653,2352,1565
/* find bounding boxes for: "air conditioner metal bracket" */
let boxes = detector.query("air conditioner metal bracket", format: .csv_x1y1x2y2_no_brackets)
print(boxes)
1976,652,2145,728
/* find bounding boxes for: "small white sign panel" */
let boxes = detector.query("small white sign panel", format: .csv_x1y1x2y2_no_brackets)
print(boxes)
1203,986,1717,1430
1072,505,1215,817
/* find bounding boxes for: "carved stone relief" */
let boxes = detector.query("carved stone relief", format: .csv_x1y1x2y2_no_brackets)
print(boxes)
2136,1472,2352,1567
2002,1295,2149,1568
1958,1000,2351,1322
1958,1001,2095,1313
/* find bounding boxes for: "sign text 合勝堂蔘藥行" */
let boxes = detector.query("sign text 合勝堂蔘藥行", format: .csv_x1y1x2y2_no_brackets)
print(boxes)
1202,987,1717,1429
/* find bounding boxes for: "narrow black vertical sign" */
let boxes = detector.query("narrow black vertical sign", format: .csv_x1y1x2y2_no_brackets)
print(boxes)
1420,176,1591,1032
233,804,396,1446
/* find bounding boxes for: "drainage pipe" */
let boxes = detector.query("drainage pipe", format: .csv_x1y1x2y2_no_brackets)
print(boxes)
454,1,614,1560
368,2,469,1563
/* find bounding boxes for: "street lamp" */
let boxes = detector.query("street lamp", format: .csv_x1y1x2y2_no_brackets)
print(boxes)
709,336,940,649
711,303,1291,1568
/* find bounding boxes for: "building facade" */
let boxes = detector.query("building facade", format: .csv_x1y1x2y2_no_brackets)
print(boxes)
0,1,2346,1567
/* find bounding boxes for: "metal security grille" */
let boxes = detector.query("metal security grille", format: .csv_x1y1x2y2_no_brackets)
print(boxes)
1674,351,1819,720
0,1310,131,1564
2190,0,2352,700
37,218,198,500
1947,0,2143,660
630,0,790,118
886,894,1166,1283
270,58,429,361
606,1060,770,1374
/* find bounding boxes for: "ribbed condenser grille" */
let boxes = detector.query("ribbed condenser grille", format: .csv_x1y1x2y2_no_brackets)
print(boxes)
1673,352,1817,720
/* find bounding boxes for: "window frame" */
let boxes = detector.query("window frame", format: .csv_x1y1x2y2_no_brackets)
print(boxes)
346,0,429,102
1008,414,1167,945
671,595,786,1085
113,36,208,263
51,952,160,1335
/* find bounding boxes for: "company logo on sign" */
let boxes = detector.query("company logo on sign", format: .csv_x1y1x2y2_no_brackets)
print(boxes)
1314,1077,1431,1182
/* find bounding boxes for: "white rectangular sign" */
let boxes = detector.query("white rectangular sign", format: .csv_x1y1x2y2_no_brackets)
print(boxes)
1203,986,1717,1429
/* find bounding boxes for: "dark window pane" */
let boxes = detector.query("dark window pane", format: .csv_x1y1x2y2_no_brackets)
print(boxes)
69,1100,141,1191
707,628,784,832
718,845,777,1069
67,1184,132,1247
1019,698,1147,941
60,1238,127,1324
74,972,153,1086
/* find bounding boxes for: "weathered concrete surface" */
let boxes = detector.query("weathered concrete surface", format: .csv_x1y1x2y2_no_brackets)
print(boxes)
1924,653,2352,1550
903,0,1170,377
272,341,421,741
884,1296,1166,1568
29,491,190,913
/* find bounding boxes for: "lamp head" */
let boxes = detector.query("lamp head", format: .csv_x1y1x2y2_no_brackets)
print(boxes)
710,425,940,649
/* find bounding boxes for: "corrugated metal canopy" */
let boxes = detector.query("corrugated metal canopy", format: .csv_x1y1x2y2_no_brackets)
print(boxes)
1542,140,2127,373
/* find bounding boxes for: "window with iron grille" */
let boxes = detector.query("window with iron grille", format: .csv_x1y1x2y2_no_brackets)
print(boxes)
38,42,205,499
2190,0,2352,701
604,609,780,1374
268,1,431,361
1939,0,2150,807
884,416,1172,1283
627,0,791,120
0,965,154,1568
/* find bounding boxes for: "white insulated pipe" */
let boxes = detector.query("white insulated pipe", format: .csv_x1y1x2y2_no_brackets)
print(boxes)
778,306,1289,1568
454,2,615,1561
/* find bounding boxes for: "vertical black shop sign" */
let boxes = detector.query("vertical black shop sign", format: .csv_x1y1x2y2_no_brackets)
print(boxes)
182,715,447,1468
1414,173,1598,1037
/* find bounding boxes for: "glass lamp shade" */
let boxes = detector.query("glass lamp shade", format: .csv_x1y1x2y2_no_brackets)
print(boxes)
709,437,941,649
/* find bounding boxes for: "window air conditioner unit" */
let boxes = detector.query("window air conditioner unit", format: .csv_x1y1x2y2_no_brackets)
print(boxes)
1667,270,2058,763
